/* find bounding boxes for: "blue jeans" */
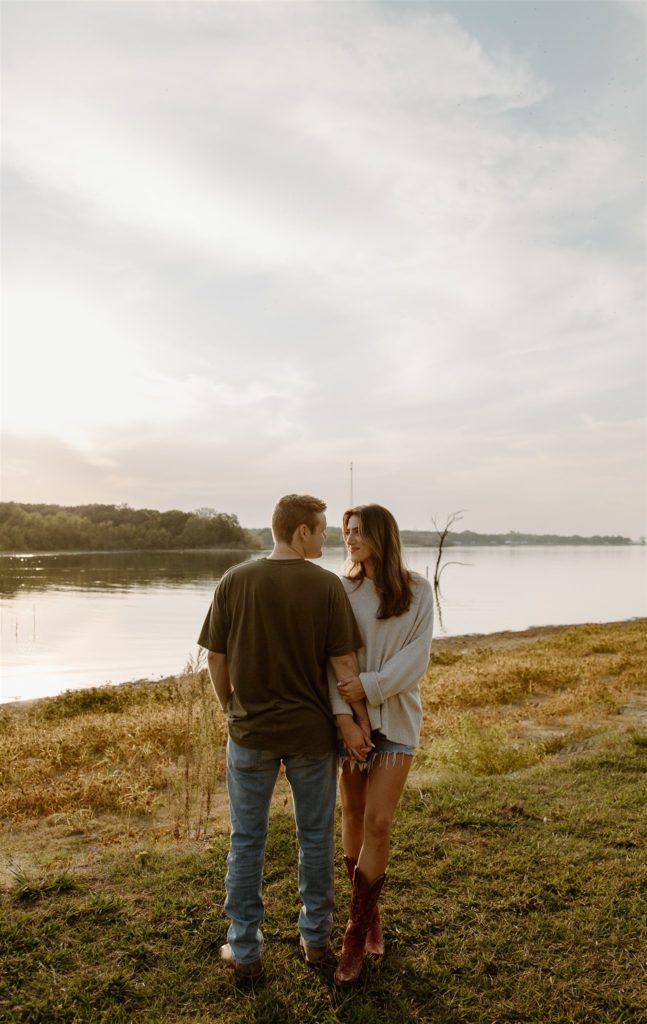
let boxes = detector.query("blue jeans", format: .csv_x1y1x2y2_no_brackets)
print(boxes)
224,737,337,964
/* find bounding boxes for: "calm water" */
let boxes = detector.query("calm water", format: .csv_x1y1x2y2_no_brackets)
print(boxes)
1,546,645,703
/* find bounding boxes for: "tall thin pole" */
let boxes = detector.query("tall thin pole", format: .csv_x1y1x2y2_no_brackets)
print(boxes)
349,461,354,506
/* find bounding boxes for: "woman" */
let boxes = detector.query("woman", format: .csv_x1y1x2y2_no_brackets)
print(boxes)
329,504,434,985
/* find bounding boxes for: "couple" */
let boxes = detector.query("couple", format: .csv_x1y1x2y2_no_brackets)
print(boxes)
198,493,433,985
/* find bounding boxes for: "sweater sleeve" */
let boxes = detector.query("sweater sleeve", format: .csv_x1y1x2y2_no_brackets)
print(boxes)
360,585,433,707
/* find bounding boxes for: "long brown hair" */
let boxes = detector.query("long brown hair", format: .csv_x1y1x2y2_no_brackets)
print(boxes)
342,504,413,619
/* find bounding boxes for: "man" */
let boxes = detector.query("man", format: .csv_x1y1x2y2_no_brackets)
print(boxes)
198,493,370,980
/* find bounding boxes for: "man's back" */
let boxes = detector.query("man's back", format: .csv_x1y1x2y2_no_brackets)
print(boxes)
198,557,360,754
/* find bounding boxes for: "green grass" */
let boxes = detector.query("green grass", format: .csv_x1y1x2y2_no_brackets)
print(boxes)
419,713,547,774
2,729,646,1023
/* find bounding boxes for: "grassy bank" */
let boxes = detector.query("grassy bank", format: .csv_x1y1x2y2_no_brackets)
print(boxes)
1,620,646,1023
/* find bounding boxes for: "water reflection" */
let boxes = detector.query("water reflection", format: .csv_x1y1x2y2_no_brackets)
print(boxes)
0,550,256,598
432,555,473,634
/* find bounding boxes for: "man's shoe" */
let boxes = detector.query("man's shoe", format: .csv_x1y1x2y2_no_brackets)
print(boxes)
219,943,264,980
299,935,330,968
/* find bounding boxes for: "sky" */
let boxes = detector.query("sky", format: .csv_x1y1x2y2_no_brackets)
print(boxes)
1,0,645,537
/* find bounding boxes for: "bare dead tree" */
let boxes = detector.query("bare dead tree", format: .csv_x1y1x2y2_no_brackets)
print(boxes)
431,509,469,596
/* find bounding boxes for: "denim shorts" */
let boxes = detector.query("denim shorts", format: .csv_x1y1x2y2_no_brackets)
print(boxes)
337,729,415,770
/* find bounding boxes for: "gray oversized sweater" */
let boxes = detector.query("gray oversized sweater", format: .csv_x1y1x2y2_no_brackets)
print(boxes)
328,572,434,748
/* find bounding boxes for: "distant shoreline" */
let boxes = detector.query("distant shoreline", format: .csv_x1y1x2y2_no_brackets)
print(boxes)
1,539,643,557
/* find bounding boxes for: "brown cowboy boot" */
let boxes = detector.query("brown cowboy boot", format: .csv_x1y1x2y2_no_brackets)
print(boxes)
343,855,384,956
335,866,386,985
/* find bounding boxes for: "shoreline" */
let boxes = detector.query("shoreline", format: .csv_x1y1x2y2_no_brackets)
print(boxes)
3,617,645,713
1,541,643,556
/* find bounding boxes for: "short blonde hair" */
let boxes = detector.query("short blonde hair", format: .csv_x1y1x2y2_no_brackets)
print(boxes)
272,494,326,543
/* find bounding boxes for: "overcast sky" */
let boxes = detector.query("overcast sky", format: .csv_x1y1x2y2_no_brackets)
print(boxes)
2,1,645,537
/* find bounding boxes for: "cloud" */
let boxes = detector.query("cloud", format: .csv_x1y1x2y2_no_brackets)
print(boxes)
1,2,644,534
617,0,647,22
1,4,548,270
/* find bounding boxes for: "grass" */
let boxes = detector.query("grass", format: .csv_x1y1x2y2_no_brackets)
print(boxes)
422,713,547,774
424,619,646,720
0,653,226,834
1,619,646,1022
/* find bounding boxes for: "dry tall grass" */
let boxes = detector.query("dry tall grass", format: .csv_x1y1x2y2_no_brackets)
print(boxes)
422,620,646,731
417,619,646,773
0,656,226,834
1,620,644,831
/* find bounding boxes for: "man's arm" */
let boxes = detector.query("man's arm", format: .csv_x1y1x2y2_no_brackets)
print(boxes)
206,650,232,713
329,651,372,759
329,650,359,684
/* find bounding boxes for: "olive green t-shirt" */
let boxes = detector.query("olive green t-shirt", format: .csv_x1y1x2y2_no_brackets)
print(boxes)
198,557,362,755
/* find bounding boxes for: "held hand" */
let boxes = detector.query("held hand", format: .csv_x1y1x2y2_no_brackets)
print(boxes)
347,736,373,762
338,675,366,703
337,715,372,762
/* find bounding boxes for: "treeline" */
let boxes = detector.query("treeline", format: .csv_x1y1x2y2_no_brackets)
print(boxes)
0,504,262,552
398,529,634,547
248,527,634,548
0,504,634,553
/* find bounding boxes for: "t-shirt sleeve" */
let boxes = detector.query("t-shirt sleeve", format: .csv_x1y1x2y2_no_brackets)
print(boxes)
197,578,229,653
325,578,362,657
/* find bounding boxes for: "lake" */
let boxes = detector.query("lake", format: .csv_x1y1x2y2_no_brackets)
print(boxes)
1,546,645,703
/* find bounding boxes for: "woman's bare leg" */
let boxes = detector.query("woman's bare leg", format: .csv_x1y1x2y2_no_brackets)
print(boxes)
356,755,412,883
338,762,369,861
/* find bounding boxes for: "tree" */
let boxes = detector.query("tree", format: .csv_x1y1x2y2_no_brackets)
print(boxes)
431,510,468,595
429,510,470,634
